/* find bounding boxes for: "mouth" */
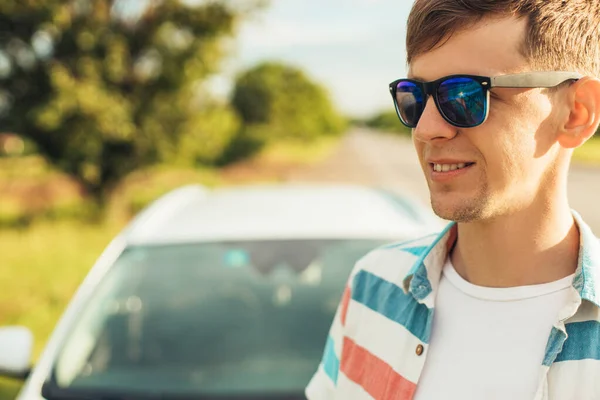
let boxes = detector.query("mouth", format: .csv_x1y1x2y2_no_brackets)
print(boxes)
430,162,475,172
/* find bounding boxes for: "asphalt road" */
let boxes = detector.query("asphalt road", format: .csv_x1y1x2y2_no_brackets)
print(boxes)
288,128,600,234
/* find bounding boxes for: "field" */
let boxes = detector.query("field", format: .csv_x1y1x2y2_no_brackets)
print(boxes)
573,137,600,165
0,137,338,399
0,134,599,398
0,221,122,398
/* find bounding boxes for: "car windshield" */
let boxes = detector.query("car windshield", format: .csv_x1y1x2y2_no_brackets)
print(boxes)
50,239,387,397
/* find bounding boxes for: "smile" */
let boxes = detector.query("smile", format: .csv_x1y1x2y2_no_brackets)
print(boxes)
431,162,475,172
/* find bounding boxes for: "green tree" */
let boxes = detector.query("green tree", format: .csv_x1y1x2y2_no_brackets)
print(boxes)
364,109,411,136
0,0,263,204
227,62,346,161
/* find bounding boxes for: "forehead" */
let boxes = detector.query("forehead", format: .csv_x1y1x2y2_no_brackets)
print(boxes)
408,16,530,80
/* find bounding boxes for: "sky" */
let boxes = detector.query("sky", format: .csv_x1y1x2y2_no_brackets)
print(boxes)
220,0,415,118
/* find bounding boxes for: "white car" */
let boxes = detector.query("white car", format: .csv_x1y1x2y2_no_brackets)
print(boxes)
1,183,442,400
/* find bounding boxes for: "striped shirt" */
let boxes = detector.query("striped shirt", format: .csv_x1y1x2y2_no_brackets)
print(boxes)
305,210,600,400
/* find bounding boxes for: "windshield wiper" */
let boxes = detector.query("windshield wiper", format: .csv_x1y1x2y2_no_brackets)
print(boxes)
42,381,164,400
41,381,307,400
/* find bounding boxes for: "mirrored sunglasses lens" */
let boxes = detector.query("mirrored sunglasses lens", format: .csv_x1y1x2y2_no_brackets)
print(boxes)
395,81,424,127
438,77,486,127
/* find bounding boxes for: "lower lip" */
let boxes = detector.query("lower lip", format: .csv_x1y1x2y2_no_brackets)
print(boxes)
430,164,474,182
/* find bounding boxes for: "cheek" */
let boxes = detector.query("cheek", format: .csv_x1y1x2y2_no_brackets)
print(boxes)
413,135,426,162
478,119,540,186
482,93,554,185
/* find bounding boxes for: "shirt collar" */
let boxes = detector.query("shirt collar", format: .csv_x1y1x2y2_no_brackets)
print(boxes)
402,210,600,309
571,210,600,308
401,221,456,304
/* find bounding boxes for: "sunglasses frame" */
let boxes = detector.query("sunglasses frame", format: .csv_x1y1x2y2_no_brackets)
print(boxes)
388,71,583,129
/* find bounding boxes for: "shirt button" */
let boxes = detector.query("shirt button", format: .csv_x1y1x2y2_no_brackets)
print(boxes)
416,344,424,356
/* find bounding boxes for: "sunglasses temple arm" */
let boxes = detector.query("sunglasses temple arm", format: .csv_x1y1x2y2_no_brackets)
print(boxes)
490,72,583,88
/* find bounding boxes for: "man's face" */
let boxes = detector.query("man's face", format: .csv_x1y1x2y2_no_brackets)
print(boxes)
409,17,565,222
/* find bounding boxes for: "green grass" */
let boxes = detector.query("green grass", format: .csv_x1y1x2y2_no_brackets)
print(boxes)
0,136,342,399
0,378,20,400
0,221,122,399
257,136,339,164
0,221,122,354
106,164,222,221
362,110,411,136
573,137,600,165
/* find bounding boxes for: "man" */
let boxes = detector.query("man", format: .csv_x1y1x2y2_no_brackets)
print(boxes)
306,1,600,399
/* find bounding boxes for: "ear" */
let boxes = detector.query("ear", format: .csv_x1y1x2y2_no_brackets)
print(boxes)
557,77,600,149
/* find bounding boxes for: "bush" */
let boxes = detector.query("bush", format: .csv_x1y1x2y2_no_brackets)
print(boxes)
364,110,411,135
227,62,347,162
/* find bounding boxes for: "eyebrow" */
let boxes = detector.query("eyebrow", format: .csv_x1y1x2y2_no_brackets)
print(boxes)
406,74,429,81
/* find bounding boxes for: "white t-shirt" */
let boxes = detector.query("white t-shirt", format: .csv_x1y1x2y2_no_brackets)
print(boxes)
413,258,575,400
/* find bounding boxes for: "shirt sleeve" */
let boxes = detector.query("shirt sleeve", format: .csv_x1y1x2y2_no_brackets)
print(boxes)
305,259,361,400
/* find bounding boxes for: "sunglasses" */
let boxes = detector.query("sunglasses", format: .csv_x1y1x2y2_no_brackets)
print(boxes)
388,71,582,128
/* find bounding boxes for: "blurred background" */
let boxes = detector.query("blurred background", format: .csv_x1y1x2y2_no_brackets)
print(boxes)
1,0,600,398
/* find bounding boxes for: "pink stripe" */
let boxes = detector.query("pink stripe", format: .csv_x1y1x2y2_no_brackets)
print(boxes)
340,337,417,400
340,286,351,326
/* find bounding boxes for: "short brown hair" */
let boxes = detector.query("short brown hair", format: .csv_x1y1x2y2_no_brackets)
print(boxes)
406,0,600,77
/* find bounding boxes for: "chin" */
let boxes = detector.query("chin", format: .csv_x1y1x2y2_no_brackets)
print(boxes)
430,196,486,223
429,183,492,222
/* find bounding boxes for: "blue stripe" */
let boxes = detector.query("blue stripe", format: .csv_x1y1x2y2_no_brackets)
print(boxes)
554,320,600,363
406,222,455,279
401,246,430,257
542,326,567,366
322,335,339,384
352,270,432,343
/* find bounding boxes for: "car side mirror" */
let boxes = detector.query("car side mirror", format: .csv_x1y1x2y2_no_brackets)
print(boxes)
0,326,33,379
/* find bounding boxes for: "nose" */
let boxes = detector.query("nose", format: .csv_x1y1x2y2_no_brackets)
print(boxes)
412,97,458,143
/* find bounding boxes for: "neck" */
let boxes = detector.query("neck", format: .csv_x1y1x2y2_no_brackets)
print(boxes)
450,196,580,288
